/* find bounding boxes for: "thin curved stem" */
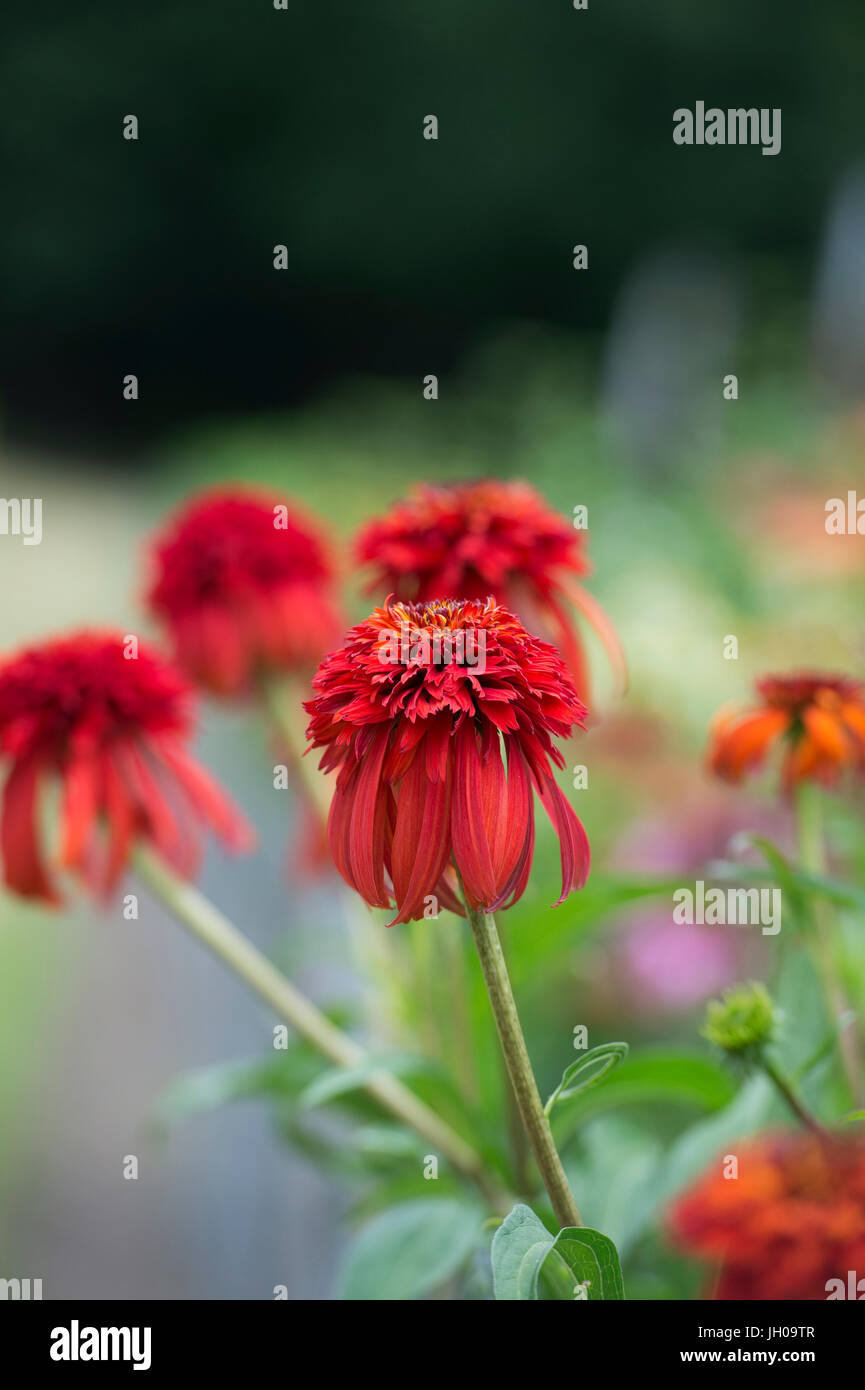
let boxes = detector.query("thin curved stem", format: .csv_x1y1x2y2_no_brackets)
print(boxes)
465,901,582,1229
761,1055,827,1136
795,782,865,1109
134,844,510,1213
259,674,332,824
258,673,405,1040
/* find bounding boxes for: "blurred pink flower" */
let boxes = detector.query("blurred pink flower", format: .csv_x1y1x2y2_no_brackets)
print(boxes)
617,914,738,1013
600,792,790,1018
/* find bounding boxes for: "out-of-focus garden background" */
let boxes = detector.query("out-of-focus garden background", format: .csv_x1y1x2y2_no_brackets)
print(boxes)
1,0,864,1298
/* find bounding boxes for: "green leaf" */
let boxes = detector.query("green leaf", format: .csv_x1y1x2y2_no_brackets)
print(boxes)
154,1051,317,1127
553,1227,626,1300
564,1116,662,1255
350,1125,423,1158
544,1043,629,1116
655,1073,775,1205
774,950,832,1078
577,1077,778,1247
708,856,865,918
339,1198,481,1300
491,1204,556,1300
551,1050,735,1142
791,1012,857,1085
297,1052,433,1109
506,874,685,983
731,835,810,923
491,1204,625,1300
842,1110,865,1125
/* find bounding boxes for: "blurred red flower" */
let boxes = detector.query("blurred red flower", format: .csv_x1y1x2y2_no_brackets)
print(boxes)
669,1131,865,1300
305,597,589,924
354,479,624,706
709,673,865,789
147,487,343,696
0,631,253,903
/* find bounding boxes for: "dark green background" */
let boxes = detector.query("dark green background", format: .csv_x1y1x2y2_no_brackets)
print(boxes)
3,0,862,450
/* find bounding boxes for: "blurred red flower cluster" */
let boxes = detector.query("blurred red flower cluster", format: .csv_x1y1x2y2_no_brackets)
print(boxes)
670,1132,865,1300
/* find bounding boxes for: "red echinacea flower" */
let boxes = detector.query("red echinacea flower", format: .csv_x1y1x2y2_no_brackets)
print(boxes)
708,673,865,789
354,479,625,707
147,487,343,696
304,597,590,925
669,1130,865,1300
0,631,253,903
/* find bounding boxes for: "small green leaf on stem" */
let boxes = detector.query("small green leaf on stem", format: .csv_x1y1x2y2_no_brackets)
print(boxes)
544,1042,629,1117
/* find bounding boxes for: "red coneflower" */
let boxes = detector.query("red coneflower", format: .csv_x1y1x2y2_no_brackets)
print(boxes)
147,487,343,696
708,673,865,789
354,479,624,706
669,1130,865,1300
304,597,590,925
0,631,253,903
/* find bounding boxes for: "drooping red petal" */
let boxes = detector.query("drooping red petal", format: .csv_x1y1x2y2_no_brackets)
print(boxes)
102,753,138,893
115,741,184,862
558,577,628,700
423,713,452,783
539,590,592,709
431,864,465,917
346,724,391,908
1,756,57,902
451,721,500,909
388,753,452,925
155,736,255,853
327,769,359,896
490,738,535,910
536,773,590,903
194,605,250,694
59,751,100,868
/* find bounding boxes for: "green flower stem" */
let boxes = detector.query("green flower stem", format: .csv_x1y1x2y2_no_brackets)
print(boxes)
466,902,582,1229
259,674,332,824
494,914,533,1193
761,1054,826,1135
133,844,510,1212
441,919,480,1102
259,673,397,1037
795,782,865,1108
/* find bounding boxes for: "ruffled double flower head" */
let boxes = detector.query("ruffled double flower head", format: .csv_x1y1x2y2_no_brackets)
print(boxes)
0,631,252,903
147,487,343,696
305,597,590,925
355,479,624,707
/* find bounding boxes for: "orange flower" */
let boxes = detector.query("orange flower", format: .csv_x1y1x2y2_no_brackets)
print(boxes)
708,673,865,789
669,1131,865,1300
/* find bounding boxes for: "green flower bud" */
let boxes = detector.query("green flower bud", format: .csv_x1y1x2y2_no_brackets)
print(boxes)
702,981,777,1057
